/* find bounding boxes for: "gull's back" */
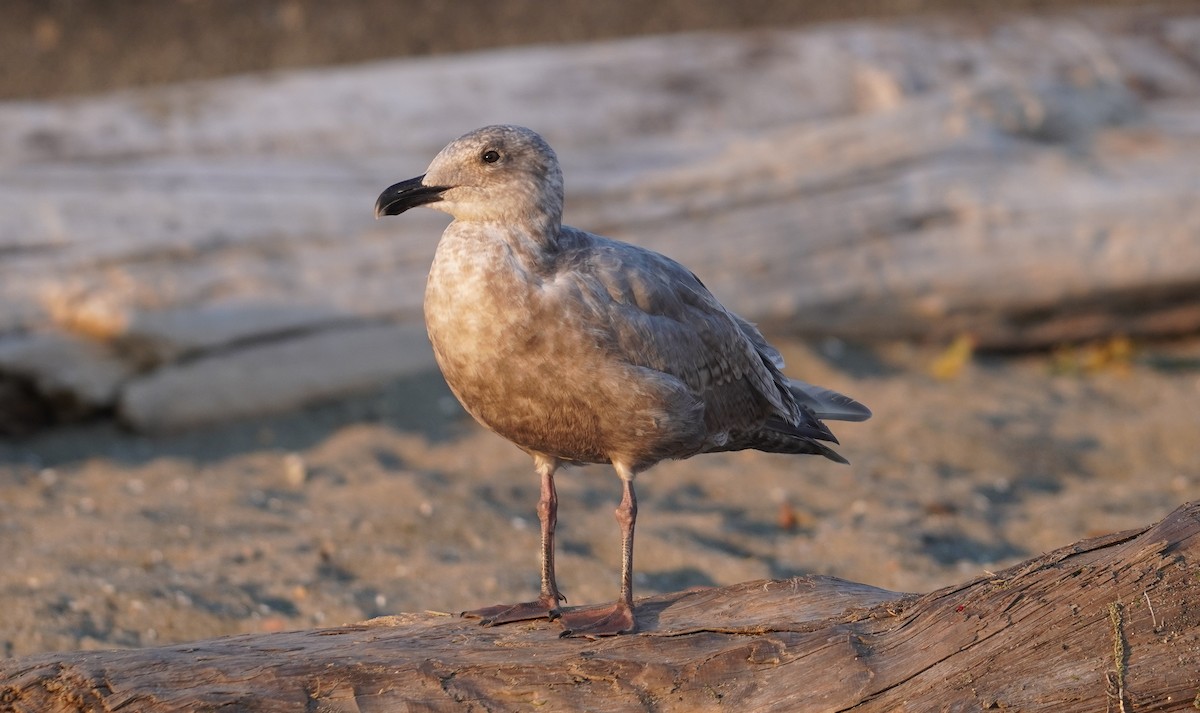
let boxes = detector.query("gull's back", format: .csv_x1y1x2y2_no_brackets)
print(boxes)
552,227,863,462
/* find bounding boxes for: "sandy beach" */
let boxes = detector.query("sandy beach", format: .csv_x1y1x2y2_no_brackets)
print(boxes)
3,336,1197,658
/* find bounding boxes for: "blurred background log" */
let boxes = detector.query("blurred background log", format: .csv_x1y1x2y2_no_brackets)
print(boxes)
2,7,1199,433
2,502,1197,712
6,0,1189,101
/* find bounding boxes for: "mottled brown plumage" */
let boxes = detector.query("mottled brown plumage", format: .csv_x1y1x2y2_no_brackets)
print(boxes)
375,125,869,637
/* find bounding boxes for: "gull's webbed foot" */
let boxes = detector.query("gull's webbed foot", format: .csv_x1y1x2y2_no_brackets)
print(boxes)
461,595,562,627
558,601,637,638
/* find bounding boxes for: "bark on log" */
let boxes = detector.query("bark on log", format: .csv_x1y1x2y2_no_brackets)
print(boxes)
3,502,1198,712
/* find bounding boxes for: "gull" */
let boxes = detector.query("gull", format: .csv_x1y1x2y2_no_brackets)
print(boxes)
375,125,870,637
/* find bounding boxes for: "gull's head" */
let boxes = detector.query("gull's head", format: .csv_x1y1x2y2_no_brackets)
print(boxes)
374,125,564,226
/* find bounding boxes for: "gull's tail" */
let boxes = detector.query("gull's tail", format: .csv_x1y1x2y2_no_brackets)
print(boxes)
704,381,869,464
787,380,872,422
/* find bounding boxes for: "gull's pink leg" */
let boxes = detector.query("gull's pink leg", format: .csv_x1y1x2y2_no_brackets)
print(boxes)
559,471,638,638
462,457,565,625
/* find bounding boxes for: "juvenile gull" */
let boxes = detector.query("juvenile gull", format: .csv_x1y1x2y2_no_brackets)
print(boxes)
375,125,870,638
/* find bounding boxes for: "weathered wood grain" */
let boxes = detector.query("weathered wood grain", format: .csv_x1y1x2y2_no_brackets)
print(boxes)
2,502,1197,712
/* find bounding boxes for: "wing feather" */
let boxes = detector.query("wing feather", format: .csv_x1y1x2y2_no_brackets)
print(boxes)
559,229,799,435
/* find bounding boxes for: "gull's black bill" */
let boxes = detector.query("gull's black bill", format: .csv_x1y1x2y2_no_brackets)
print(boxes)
374,175,449,218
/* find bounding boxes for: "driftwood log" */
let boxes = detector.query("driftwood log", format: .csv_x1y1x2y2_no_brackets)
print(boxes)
3,9,1200,433
2,502,1198,712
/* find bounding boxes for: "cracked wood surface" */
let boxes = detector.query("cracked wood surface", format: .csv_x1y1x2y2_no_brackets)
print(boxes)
2,503,1197,712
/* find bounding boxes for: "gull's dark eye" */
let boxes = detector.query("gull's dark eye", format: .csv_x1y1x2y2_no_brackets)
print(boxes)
482,149,501,164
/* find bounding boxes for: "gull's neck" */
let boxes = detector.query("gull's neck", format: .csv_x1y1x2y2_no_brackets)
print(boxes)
451,209,563,275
